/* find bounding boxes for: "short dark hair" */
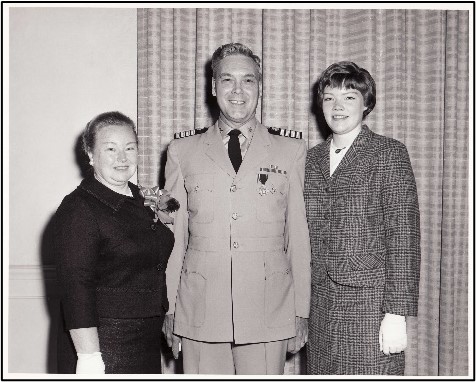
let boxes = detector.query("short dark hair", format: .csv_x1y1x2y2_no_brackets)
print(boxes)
317,61,376,119
82,111,137,154
211,42,261,80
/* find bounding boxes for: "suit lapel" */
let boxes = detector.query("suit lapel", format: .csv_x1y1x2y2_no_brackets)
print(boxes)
234,122,270,184
204,123,236,178
331,125,373,179
309,137,331,182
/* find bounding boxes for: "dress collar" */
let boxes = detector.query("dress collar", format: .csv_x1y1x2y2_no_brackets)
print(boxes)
78,173,141,211
327,124,370,146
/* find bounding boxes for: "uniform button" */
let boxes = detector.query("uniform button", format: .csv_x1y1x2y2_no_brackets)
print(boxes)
232,212,238,220
230,185,237,192
157,264,162,271
233,242,239,249
151,224,157,230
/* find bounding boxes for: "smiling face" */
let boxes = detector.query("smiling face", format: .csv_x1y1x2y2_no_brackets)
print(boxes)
88,124,138,192
322,86,367,136
212,54,261,128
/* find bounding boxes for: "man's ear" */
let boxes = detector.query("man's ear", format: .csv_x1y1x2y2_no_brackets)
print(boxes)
212,78,216,97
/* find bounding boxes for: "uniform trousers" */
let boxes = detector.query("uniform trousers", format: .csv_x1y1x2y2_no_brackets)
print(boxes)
182,337,288,375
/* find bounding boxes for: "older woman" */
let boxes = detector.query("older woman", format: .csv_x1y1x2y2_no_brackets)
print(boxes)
304,62,421,375
54,111,176,374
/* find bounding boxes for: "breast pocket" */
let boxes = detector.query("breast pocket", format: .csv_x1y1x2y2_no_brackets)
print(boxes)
256,173,288,223
184,173,214,223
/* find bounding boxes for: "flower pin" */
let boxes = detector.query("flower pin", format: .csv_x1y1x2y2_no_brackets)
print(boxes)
139,185,180,224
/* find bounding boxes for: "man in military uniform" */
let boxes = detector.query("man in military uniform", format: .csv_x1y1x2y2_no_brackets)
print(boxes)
162,42,311,374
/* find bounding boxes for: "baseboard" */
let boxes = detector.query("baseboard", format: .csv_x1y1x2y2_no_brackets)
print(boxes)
9,265,58,298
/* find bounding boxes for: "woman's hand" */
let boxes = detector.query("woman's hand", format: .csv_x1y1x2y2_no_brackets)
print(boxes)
76,352,105,374
69,327,105,373
379,313,407,355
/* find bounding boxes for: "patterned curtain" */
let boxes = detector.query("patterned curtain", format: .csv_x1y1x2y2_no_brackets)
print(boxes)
137,8,469,376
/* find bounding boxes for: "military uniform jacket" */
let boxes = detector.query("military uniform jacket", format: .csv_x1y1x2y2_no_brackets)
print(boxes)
164,120,311,344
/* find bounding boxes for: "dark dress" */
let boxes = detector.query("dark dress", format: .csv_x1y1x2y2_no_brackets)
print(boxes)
304,126,420,375
54,175,174,374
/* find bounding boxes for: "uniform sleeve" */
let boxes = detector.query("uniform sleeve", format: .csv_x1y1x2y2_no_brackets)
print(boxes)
54,196,100,329
164,140,189,315
284,139,312,318
381,144,421,316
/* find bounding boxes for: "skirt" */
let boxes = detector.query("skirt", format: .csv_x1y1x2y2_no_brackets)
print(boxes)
57,315,164,374
306,274,405,375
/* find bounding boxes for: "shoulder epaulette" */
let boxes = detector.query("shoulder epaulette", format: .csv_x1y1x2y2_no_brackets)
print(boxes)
267,127,303,139
174,127,209,139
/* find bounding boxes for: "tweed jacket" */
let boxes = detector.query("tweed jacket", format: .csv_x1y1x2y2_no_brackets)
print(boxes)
164,120,312,344
304,125,421,316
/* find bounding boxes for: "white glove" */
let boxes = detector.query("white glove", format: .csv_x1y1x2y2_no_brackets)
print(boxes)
379,313,407,355
76,351,105,374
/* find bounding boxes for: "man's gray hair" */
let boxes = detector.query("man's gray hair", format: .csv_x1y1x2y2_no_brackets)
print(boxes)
211,42,261,80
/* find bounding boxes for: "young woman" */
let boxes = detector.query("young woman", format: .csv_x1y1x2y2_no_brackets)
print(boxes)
304,62,421,375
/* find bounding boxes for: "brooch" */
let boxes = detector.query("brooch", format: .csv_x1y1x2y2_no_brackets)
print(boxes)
139,186,180,224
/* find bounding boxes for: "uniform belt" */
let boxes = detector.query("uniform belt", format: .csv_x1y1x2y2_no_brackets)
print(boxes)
188,235,285,252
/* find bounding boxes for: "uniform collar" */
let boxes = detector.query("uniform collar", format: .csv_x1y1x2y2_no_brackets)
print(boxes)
78,173,141,212
218,116,257,141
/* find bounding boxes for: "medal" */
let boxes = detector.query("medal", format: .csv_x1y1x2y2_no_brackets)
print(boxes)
258,172,268,196
258,173,268,185
258,166,284,196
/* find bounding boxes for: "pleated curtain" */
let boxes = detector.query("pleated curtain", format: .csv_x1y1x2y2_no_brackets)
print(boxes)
137,8,469,376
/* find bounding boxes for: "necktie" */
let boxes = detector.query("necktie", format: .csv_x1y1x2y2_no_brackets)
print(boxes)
228,129,242,173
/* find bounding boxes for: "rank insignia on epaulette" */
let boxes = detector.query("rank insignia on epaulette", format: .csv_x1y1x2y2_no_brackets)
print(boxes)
174,129,195,139
267,127,303,139
174,127,208,139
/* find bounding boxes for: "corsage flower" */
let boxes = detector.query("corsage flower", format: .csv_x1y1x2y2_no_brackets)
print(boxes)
139,186,180,224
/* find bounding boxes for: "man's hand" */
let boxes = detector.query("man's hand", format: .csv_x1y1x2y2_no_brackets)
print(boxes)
287,317,308,354
162,314,181,359
379,313,407,355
